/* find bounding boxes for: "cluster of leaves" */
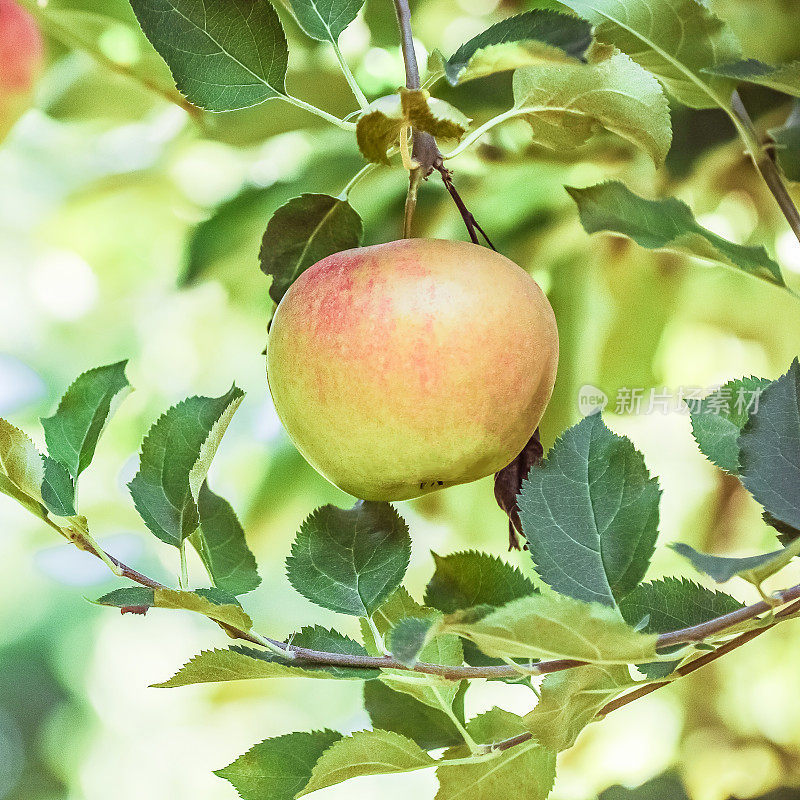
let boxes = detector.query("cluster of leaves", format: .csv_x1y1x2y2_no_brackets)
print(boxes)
3,356,800,798
36,0,791,308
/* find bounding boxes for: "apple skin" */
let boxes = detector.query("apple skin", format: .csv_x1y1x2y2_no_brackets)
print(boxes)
0,0,44,142
267,238,559,501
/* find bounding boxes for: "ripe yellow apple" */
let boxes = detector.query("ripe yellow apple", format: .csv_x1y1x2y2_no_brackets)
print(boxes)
267,238,558,501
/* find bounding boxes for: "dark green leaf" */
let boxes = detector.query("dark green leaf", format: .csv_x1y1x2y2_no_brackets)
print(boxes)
689,377,771,474
770,102,800,183
520,413,660,606
285,0,364,43
364,680,467,750
739,359,800,529
260,193,362,305
190,482,260,595
298,730,435,796
704,60,800,98
41,360,130,480
671,539,800,586
441,10,592,85
511,50,672,167
41,456,77,517
600,771,690,800
567,181,786,288
558,0,742,109
282,625,379,679
620,577,744,678
437,709,556,800
128,386,245,547
389,617,436,667
424,550,537,613
215,730,342,800
128,0,288,111
286,501,411,616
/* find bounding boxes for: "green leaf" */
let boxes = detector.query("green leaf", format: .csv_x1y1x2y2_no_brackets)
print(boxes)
0,419,48,518
355,90,470,164
510,49,672,166
519,413,660,606
770,101,800,183
128,0,288,111
619,577,745,678
367,587,435,646
442,593,659,663
689,377,772,474
190,482,260,595
437,709,556,800
215,730,342,800
739,359,800,530
286,501,411,616
260,193,363,305
424,551,537,614
284,0,364,43
41,360,130,481
440,10,592,85
298,730,435,796
390,617,437,667
41,456,77,517
567,181,786,288
524,664,635,751
600,771,690,800
704,59,800,98
153,626,377,686
671,538,800,587
96,586,253,630
558,0,742,109
128,386,245,547
364,680,468,750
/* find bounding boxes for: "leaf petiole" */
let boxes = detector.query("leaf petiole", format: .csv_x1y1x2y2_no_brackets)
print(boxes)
284,95,357,130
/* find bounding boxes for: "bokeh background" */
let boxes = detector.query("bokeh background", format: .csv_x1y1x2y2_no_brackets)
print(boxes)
2,0,800,797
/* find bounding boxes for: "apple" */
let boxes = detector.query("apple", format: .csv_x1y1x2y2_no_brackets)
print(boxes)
267,238,559,501
0,0,44,142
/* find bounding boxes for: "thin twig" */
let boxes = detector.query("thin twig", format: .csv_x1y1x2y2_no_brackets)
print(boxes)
435,164,496,249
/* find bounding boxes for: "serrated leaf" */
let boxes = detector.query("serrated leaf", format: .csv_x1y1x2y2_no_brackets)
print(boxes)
190,482,260,595
285,0,364,43
41,360,130,481
524,664,635,751
128,386,245,547
520,413,660,607
437,709,556,800
364,680,468,750
558,0,742,109
260,193,363,305
770,101,800,183
619,577,744,678
567,181,786,288
154,626,377,686
390,617,437,667
298,730,435,796
41,456,77,517
442,593,659,663
128,0,288,111
439,10,591,85
689,377,772,474
215,730,342,800
739,359,800,530
671,538,800,587
510,50,672,166
96,586,252,630
355,90,470,164
286,501,411,616
704,60,800,98
0,419,48,518
424,551,537,613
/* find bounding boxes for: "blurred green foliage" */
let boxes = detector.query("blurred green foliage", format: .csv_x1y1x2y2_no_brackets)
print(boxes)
2,0,800,798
